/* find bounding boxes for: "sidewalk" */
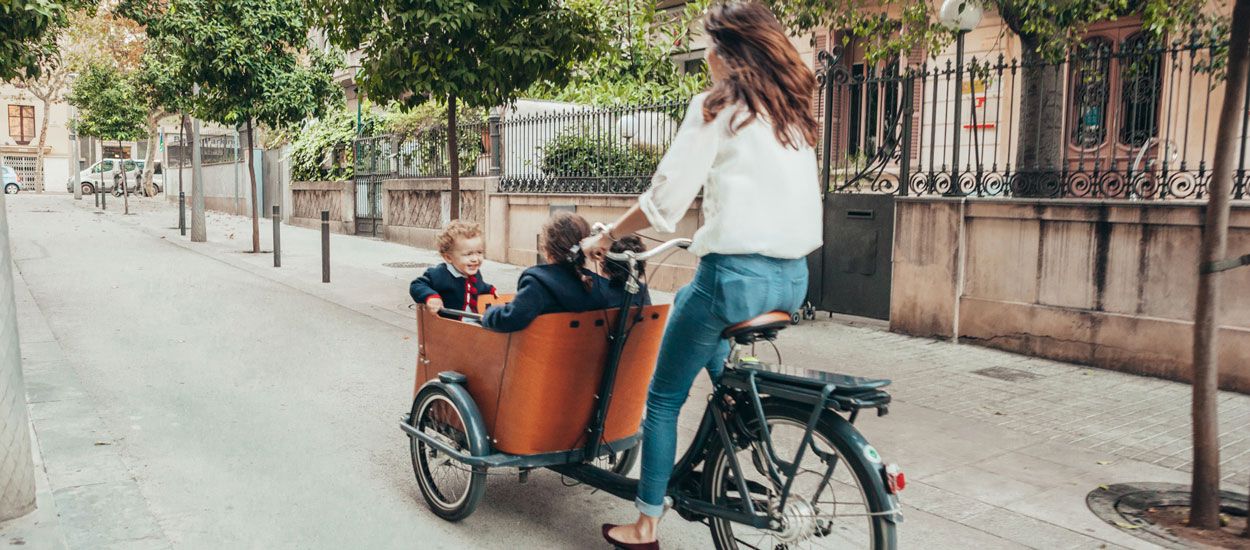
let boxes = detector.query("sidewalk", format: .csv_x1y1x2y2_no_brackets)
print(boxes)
46,196,1250,548
1,266,169,549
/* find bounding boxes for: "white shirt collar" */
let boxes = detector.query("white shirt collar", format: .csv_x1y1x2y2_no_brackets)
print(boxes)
446,264,468,279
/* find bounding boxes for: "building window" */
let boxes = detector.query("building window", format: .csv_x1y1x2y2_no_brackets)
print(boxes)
672,49,707,77
682,58,706,76
1068,37,1112,148
1117,32,1162,147
7,105,35,146
1066,31,1162,150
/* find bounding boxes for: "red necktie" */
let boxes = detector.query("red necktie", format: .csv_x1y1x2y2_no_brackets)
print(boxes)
465,274,479,313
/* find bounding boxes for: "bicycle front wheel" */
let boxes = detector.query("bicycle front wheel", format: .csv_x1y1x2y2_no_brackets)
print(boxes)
702,398,897,549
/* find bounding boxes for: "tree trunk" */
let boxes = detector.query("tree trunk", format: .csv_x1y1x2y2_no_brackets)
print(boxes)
120,140,130,215
0,190,35,522
34,99,50,193
247,120,260,253
1191,0,1250,531
190,113,206,243
1012,40,1066,197
448,94,460,221
141,114,159,197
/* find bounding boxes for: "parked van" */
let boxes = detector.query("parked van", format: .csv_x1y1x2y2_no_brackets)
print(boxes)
71,159,163,196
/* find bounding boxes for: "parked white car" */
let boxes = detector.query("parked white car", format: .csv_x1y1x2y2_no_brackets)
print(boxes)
71,159,164,196
1,166,22,194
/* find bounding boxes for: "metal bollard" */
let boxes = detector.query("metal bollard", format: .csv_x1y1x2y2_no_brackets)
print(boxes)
272,205,281,268
101,185,106,210
179,191,186,236
321,210,330,283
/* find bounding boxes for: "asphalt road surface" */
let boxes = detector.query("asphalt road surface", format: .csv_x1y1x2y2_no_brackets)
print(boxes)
7,194,713,549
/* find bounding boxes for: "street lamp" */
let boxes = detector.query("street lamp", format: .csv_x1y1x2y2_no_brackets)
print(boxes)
939,0,983,196
617,114,638,143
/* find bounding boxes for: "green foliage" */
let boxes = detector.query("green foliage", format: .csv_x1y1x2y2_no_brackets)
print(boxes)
539,132,663,179
528,0,710,105
66,62,147,141
763,0,1224,64
129,34,189,118
289,101,488,182
308,0,601,111
0,0,94,80
382,101,485,141
130,0,341,130
289,107,383,182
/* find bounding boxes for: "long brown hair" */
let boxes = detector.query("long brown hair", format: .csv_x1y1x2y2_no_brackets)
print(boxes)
702,2,819,149
541,212,594,291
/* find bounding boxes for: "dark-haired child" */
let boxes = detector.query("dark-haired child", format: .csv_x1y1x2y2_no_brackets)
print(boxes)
482,213,650,333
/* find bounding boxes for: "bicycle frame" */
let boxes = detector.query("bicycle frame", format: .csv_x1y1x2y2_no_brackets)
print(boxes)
547,242,894,531
408,238,896,533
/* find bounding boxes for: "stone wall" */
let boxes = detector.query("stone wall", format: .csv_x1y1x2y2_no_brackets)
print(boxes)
290,181,353,234
891,197,1250,391
382,178,489,250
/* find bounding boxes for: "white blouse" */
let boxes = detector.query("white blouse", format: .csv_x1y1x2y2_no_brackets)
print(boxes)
639,93,823,259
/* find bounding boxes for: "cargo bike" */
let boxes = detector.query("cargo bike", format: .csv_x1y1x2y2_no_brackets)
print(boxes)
401,238,905,549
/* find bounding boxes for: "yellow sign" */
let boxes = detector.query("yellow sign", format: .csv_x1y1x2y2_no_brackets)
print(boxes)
961,80,987,94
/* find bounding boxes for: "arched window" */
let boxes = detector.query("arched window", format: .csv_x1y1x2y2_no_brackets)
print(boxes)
1068,37,1113,148
1117,32,1162,147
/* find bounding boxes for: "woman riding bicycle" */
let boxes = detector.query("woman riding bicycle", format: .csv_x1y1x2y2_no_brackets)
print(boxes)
580,3,822,548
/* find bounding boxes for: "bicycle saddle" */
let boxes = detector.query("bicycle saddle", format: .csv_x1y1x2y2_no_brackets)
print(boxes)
722,311,791,344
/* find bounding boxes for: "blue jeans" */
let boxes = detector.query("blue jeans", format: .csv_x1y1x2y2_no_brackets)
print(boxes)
635,253,808,517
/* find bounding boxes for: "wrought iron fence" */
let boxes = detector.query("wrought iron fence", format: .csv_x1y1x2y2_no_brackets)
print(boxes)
353,122,491,180
818,36,1249,200
346,37,1247,201
496,101,687,194
167,133,241,167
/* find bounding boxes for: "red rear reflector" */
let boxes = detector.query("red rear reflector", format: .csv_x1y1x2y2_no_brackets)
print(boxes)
885,463,905,493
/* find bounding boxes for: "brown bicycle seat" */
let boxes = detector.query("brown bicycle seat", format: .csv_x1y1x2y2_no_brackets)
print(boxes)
722,311,792,344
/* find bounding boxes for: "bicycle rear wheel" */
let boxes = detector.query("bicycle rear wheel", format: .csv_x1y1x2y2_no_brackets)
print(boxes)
410,387,487,521
702,398,897,549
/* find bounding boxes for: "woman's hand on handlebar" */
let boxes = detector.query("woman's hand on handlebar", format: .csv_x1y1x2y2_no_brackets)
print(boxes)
580,232,613,262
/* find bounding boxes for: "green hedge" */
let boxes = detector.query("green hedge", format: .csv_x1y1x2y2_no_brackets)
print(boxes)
539,132,663,178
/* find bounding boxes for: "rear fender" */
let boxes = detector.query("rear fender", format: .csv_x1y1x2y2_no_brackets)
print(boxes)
412,376,492,458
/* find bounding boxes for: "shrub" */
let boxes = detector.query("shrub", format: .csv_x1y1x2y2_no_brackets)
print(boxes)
289,108,382,181
539,132,663,179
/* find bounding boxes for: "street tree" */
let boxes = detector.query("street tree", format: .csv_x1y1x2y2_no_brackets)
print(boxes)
129,36,188,197
14,55,74,193
309,0,601,220
528,0,712,105
1192,0,1248,532
130,0,340,253
0,0,94,80
11,8,106,193
67,62,148,214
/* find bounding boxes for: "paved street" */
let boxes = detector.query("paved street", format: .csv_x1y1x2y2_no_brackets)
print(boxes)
3,193,1250,549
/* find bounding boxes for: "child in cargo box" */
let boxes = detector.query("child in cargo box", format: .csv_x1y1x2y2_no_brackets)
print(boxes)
481,212,650,333
409,220,497,318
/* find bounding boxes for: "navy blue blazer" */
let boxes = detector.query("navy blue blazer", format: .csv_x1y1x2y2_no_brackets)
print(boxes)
481,264,651,333
409,263,496,314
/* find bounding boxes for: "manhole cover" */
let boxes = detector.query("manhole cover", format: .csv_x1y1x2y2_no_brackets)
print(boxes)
1086,482,1249,549
383,261,431,269
972,366,1040,382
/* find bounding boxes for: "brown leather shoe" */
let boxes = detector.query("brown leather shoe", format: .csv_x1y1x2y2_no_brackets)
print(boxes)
601,524,659,550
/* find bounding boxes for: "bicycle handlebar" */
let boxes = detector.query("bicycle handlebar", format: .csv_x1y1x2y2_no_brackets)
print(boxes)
605,238,692,262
